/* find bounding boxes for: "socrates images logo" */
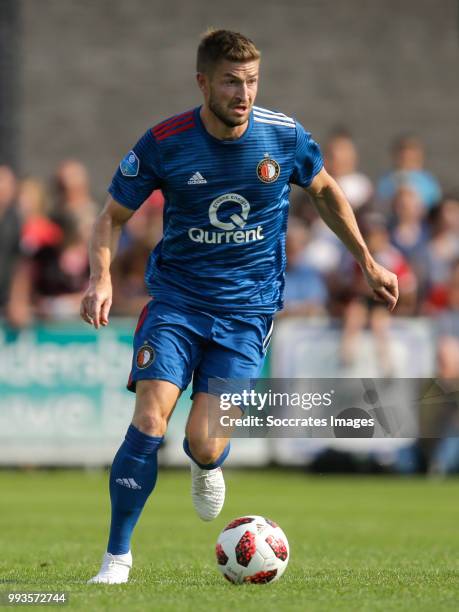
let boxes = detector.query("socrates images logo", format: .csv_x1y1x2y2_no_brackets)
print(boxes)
188,193,265,245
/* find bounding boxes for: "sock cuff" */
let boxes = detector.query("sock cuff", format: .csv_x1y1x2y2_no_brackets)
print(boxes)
125,424,163,455
183,437,230,469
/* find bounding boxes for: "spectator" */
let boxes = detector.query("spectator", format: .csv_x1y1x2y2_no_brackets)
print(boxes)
54,159,98,241
297,130,372,276
338,214,417,374
32,212,90,319
324,129,373,211
0,166,21,323
118,190,164,254
7,177,64,328
9,212,90,322
377,135,441,211
429,337,459,476
434,259,459,337
278,218,328,318
389,185,429,265
396,336,459,475
17,178,62,255
421,200,459,314
439,192,459,234
111,190,164,316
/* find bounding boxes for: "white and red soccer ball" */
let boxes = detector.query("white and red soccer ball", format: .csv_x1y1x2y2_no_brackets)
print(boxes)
215,515,289,584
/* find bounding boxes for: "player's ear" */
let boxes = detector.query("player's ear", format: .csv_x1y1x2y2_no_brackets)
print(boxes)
196,72,209,96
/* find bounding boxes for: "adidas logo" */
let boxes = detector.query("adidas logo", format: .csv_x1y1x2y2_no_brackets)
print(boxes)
116,478,142,490
187,172,207,185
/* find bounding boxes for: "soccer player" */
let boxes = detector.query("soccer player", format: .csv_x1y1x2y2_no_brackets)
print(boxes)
81,29,399,584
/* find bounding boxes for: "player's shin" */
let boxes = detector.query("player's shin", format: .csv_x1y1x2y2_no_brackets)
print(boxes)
107,424,163,554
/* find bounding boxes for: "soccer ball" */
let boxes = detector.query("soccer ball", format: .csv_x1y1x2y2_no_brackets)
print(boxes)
215,515,289,584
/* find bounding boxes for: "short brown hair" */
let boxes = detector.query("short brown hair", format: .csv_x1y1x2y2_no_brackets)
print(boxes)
197,29,260,74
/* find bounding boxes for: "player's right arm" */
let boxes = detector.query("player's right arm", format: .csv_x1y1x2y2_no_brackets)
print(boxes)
80,197,134,329
81,128,164,328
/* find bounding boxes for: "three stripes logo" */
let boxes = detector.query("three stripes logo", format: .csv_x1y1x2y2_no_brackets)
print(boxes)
187,172,207,185
116,478,142,490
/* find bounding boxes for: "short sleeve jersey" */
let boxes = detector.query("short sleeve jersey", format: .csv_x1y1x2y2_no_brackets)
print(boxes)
109,106,323,314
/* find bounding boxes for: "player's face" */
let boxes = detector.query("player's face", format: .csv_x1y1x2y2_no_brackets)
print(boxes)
203,60,260,128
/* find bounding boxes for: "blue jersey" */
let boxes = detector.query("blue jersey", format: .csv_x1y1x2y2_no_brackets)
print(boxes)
109,106,323,314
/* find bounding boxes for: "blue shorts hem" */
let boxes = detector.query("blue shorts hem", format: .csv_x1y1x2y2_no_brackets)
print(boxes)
127,373,187,394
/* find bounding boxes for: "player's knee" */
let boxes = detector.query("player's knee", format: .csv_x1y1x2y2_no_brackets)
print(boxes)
188,438,222,465
132,412,168,437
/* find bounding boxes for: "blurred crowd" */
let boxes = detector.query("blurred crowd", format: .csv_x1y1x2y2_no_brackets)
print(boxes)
1,132,458,474
283,132,459,390
0,133,458,328
0,160,163,327
1,133,458,335
2,131,457,335
285,131,458,326
284,131,459,475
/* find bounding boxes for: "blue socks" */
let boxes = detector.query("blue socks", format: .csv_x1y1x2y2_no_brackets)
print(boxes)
183,437,230,469
107,428,229,554
107,424,163,555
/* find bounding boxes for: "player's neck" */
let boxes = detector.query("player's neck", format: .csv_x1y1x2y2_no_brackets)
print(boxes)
200,106,248,141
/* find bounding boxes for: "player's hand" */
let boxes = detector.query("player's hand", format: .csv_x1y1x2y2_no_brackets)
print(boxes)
80,277,113,329
362,261,399,311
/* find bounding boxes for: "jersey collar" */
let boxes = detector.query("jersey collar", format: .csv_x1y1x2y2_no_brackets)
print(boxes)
194,106,253,145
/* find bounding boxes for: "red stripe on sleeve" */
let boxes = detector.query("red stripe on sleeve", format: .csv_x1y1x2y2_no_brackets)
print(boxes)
153,114,195,137
155,121,195,141
152,111,194,136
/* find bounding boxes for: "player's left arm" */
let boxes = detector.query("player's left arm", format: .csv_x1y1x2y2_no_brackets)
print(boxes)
306,167,399,311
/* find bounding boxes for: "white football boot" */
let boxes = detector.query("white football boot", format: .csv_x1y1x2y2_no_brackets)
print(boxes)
87,551,132,584
190,462,226,521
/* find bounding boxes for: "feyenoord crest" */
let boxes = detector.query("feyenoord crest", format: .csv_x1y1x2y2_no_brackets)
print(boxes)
257,154,280,183
136,344,155,369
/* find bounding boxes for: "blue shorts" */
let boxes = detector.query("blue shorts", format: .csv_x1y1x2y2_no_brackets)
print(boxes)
127,299,273,397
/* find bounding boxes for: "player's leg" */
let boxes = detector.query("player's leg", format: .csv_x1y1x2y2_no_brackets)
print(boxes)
107,380,180,554
88,380,180,584
185,392,231,465
89,299,202,584
184,392,232,521
184,312,273,521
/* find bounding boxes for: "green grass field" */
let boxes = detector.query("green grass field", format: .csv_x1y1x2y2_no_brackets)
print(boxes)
0,469,458,611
